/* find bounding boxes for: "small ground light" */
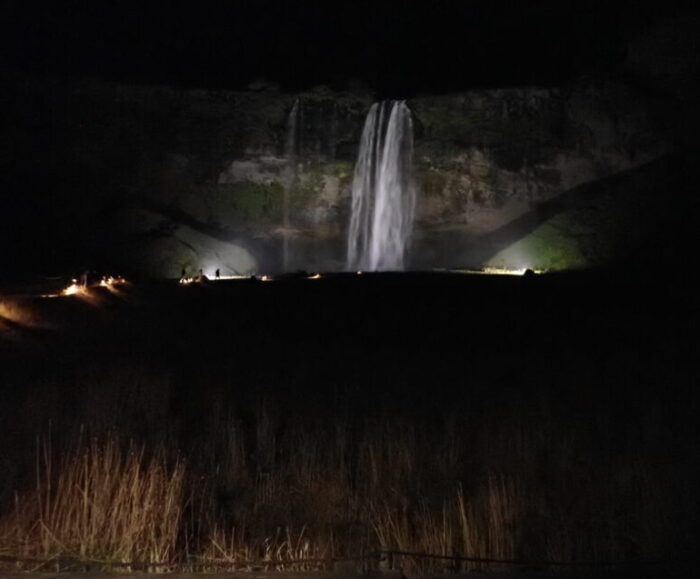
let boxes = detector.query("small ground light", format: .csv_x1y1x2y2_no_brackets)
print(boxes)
62,280,83,296
100,275,128,287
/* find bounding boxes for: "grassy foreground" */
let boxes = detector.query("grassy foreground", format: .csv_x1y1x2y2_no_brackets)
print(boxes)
0,273,697,573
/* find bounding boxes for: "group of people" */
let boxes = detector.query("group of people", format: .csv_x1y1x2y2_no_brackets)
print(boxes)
180,267,221,283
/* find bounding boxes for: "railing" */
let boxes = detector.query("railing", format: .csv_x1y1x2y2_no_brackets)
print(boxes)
0,550,689,574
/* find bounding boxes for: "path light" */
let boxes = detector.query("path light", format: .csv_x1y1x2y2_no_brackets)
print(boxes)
260,275,273,282
99,275,119,287
482,266,527,276
100,275,129,292
308,273,321,280
447,267,543,276
62,280,83,296
482,266,543,276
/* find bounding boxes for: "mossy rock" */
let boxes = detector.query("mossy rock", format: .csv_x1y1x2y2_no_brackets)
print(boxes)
320,161,355,183
292,161,353,204
292,170,325,208
420,170,449,198
220,181,285,224
487,189,650,272
488,216,588,272
411,96,481,142
491,145,527,172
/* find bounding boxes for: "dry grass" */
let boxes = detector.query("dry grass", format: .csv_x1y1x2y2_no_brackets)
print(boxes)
198,525,333,571
0,372,692,573
1,436,185,571
184,409,681,574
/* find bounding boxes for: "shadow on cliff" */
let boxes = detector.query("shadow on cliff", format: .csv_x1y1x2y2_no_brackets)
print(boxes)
468,154,689,269
139,200,279,272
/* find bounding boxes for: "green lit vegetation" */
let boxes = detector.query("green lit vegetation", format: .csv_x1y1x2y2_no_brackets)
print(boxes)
291,161,353,212
222,181,285,223
489,181,653,272
489,217,588,272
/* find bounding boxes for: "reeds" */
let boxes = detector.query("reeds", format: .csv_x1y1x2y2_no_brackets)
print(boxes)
1,436,184,571
0,378,692,573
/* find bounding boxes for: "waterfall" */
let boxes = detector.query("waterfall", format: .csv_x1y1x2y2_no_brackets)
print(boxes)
347,101,415,271
283,98,300,271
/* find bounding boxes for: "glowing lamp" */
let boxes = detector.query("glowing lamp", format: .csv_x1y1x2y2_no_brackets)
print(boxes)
62,280,82,296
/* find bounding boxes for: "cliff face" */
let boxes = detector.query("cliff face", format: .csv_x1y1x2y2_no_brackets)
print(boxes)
19,77,669,276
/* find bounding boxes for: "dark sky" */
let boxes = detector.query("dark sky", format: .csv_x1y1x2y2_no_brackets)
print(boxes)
1,0,672,94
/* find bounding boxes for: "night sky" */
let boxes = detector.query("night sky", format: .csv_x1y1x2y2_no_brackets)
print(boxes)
1,0,678,94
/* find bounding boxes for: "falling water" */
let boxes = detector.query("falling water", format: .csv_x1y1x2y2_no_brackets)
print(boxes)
283,99,300,271
347,101,415,271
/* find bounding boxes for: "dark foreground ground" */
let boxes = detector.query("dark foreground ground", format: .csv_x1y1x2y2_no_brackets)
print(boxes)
3,268,696,395
0,269,698,573
4,268,695,416
0,570,697,579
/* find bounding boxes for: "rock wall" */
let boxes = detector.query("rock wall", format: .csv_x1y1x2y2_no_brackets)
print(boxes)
23,77,670,276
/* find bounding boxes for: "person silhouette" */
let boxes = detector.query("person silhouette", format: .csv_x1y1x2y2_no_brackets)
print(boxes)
215,268,220,280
